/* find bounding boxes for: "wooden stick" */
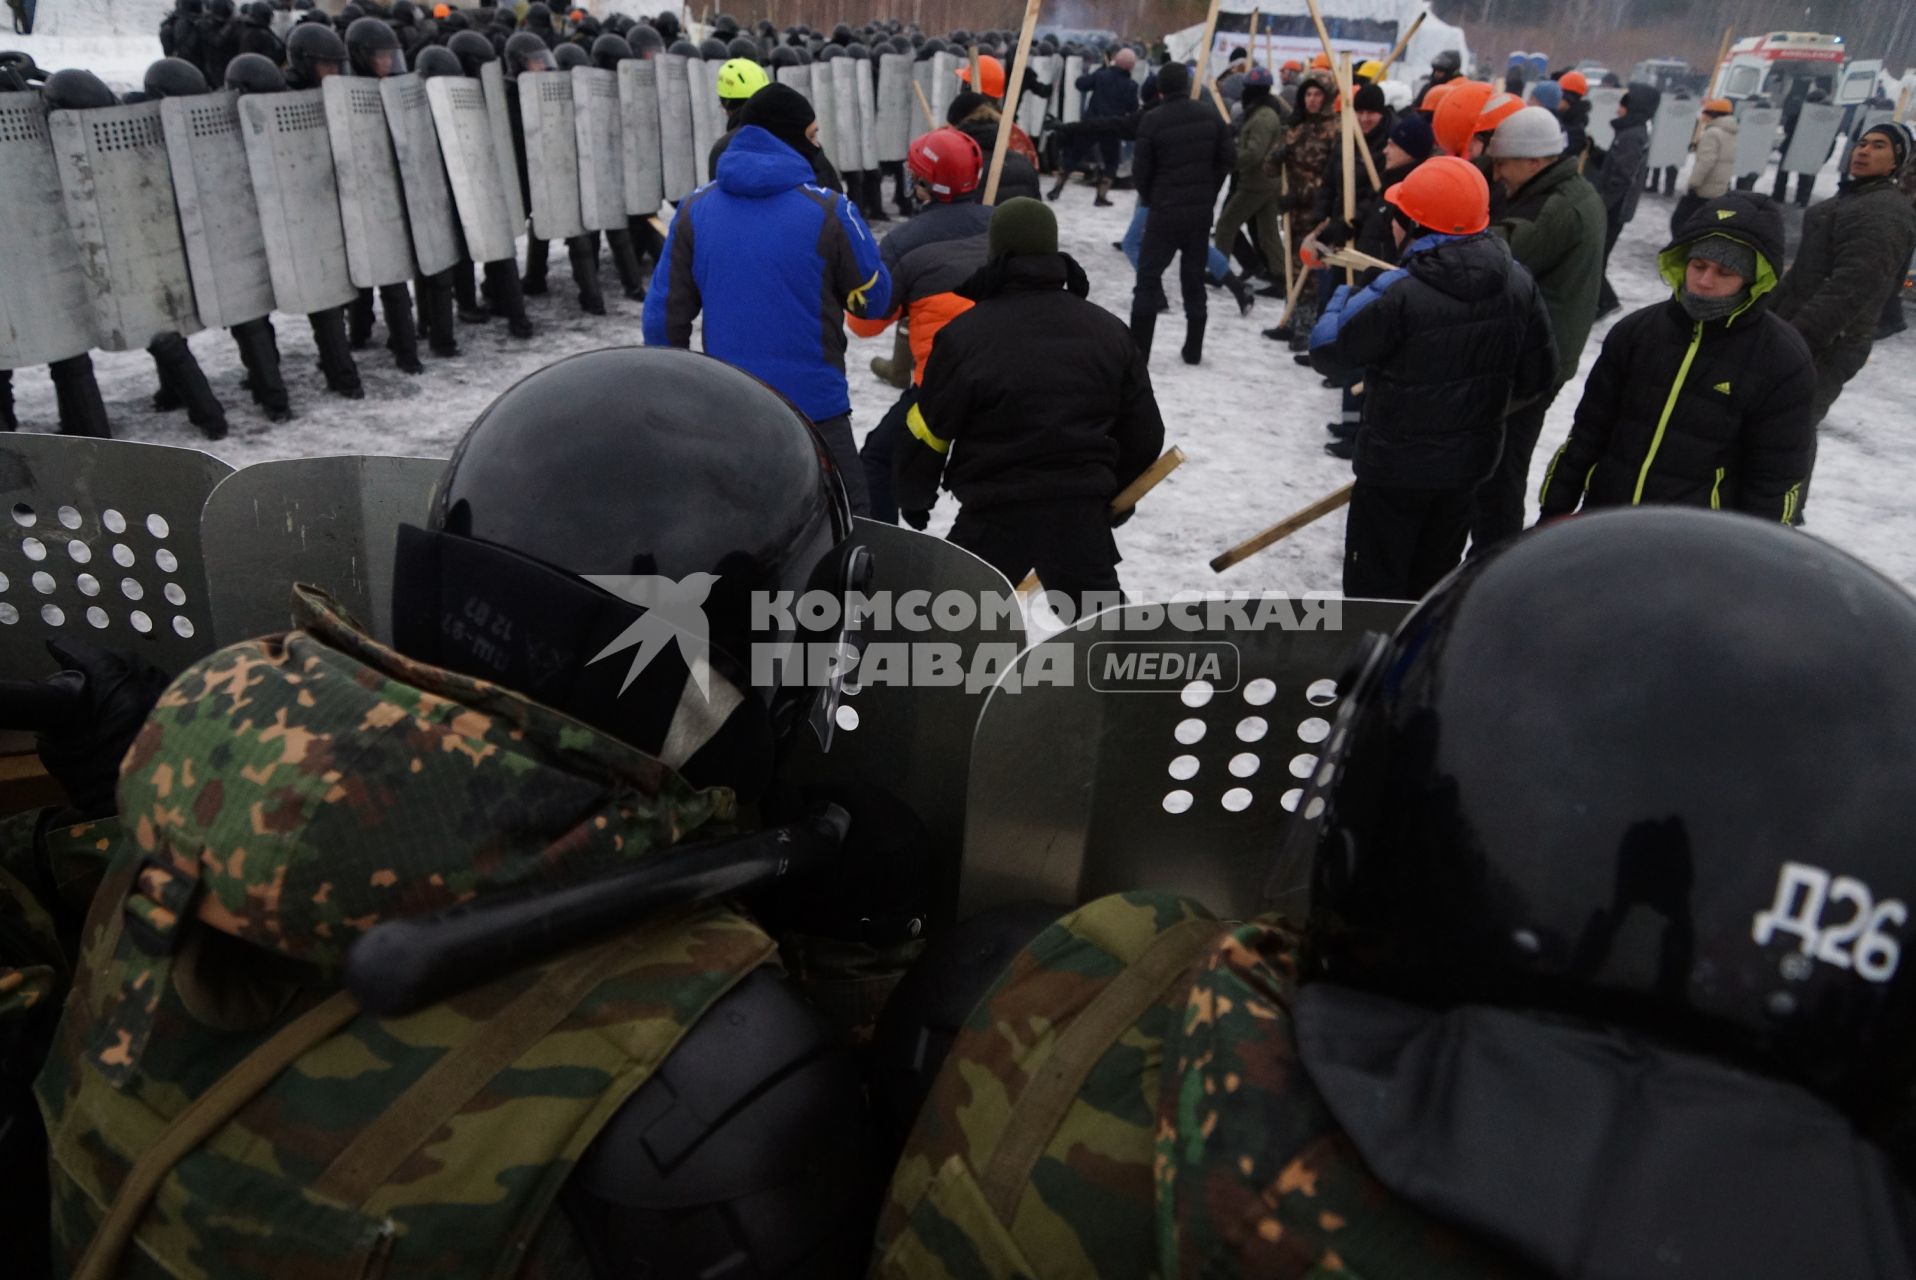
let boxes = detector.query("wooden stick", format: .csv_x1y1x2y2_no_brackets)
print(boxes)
1276,261,1306,329
1017,447,1186,593
913,77,937,129
982,0,1042,205
1189,0,1224,100
1374,10,1426,80
1322,245,1394,273
1339,53,1357,286
1245,8,1259,69
1306,0,1380,192
1708,25,1735,99
1210,484,1354,573
1278,168,1296,301
969,44,984,98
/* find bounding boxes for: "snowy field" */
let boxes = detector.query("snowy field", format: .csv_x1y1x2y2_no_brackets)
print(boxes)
8,28,1912,602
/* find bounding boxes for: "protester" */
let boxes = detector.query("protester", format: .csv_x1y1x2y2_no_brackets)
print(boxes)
1128,60,1233,363
1309,156,1556,599
1555,69,1591,161
1674,98,1738,234
644,82,893,515
896,198,1164,613
1067,45,1139,206
1593,83,1660,317
1211,66,1286,285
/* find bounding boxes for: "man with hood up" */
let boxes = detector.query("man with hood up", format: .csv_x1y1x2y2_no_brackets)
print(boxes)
1540,192,1815,523
643,82,892,515
1592,81,1658,317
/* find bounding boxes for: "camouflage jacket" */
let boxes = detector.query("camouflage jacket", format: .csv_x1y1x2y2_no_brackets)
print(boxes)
1273,75,1340,205
35,585,778,1279
1,811,115,1064
872,892,1534,1279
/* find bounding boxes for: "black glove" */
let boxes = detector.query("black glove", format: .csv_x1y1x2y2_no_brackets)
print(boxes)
0,640,171,818
1318,216,1353,248
1110,506,1135,529
901,509,931,531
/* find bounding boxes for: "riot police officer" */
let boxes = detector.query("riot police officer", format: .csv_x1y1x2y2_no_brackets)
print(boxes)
447,28,535,338
281,22,367,397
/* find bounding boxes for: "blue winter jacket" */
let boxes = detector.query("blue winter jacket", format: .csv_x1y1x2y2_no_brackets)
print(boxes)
642,125,892,422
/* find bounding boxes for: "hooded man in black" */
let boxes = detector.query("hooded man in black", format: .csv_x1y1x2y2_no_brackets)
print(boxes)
1592,82,1659,317
1540,193,1815,524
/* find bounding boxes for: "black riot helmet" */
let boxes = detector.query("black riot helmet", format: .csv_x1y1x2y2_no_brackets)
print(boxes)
710,11,737,36
590,34,632,69
652,10,679,43
522,1,553,30
829,22,852,44
391,348,869,803
43,68,118,109
553,41,587,69
1430,48,1463,77
333,1,363,32
503,30,552,75
767,43,797,68
0,50,42,91
224,51,287,93
287,21,349,84
918,36,946,59
345,16,403,77
447,29,495,76
626,22,662,56
666,39,696,58
1281,509,1916,1129
208,0,234,19
243,0,271,24
725,35,757,62
143,55,209,97
179,0,204,13
414,44,460,78
697,36,727,60
844,41,869,60
817,43,841,61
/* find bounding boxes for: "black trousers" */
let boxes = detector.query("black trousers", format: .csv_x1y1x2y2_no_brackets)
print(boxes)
859,386,914,525
309,305,362,394
1470,387,1557,555
1798,338,1873,521
949,498,1122,619
1344,481,1474,601
414,269,458,356
524,234,603,309
148,331,225,434
1670,193,1706,239
1131,206,1210,358
349,284,421,369
230,316,289,414
50,355,110,437
604,227,647,297
1597,211,1626,314
481,259,532,334
809,413,871,517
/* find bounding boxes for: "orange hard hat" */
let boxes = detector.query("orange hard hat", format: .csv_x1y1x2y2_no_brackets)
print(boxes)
432,2,450,15
1478,90,1525,134
1385,155,1491,235
1432,80,1496,156
1281,59,1303,73
1558,70,1589,96
956,53,1006,99
569,8,586,21
1703,97,1734,115
1419,79,1456,115
1310,52,1332,70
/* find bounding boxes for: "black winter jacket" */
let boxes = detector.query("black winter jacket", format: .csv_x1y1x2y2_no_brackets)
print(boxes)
1309,232,1557,490
1540,193,1814,522
1133,96,1232,214
1772,174,1916,353
1559,94,1590,161
1593,84,1658,223
1076,63,1139,119
237,18,283,62
955,119,1040,203
897,253,1165,512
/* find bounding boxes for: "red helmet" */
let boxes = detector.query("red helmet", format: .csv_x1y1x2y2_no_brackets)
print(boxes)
907,126,984,200
1385,155,1491,235
1432,79,1496,156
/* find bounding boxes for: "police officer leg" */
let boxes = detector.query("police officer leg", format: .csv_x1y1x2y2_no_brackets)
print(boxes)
485,260,535,338
605,227,646,300
523,235,550,294
453,258,489,323
348,286,376,348
380,282,423,374
148,331,227,440
0,369,15,432
629,213,664,267
809,412,870,517
860,387,913,525
309,305,364,398
50,355,110,438
422,270,459,358
568,233,606,315
231,317,291,422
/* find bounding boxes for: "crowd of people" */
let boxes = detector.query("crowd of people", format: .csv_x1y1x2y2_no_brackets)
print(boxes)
7,10,1916,1280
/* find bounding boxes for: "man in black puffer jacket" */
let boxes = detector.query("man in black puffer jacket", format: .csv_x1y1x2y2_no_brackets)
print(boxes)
1592,82,1658,317
1310,157,1556,600
897,198,1164,615
1539,193,1814,524
1130,61,1233,364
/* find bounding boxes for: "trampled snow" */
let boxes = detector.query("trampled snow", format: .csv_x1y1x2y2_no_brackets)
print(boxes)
6,22,1911,604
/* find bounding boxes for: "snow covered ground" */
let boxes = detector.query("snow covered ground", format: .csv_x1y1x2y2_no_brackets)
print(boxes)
7,19,1911,600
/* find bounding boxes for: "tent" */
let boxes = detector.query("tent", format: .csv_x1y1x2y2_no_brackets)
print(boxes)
1165,0,1469,88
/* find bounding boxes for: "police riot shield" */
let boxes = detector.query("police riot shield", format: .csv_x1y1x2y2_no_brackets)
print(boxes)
657,52,696,202
0,434,231,681
381,73,460,277
777,61,812,104
931,51,960,126
779,521,1026,928
202,454,442,649
910,57,932,130
517,69,586,241
852,54,879,173
810,61,839,173
480,58,527,230
573,67,625,232
1783,101,1845,174
0,94,96,369
48,101,201,351
1733,105,1782,178
427,75,516,263
1646,95,1701,172
875,53,911,163
618,58,665,216
1059,54,1084,123
1586,86,1625,152
238,90,356,315
958,598,1413,922
686,57,719,188
1018,53,1057,142
323,76,417,289
160,92,275,332
829,56,860,174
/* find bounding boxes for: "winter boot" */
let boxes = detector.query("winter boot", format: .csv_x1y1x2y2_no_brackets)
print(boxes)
347,288,376,349
1221,272,1255,315
149,332,227,440
420,271,459,358
1094,176,1114,207
606,227,647,300
51,354,111,438
568,235,606,315
1181,315,1205,365
861,170,889,223
310,307,364,398
1129,298,1159,359
1046,169,1069,201
522,236,551,295
869,323,912,389
486,261,535,338
454,260,490,323
380,282,423,374
231,317,291,421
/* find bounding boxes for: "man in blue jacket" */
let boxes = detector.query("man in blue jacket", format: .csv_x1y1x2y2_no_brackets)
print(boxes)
644,83,892,514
